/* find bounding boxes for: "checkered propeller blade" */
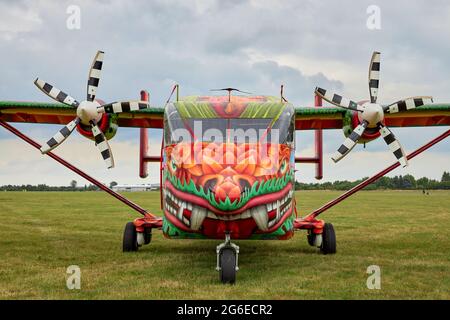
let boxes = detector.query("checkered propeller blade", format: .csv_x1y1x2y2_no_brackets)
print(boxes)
87,51,104,102
40,118,80,154
90,120,114,169
379,124,408,167
383,96,433,114
368,51,380,103
34,78,79,107
97,101,150,114
331,120,369,163
315,87,364,112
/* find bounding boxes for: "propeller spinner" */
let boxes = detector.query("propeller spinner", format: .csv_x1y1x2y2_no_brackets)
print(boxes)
315,51,433,167
34,51,151,169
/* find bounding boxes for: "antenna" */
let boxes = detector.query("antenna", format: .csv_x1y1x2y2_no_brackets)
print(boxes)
280,84,288,103
164,84,178,108
210,87,252,102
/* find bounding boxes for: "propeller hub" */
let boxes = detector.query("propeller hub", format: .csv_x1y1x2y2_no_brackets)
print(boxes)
360,102,384,127
76,100,102,125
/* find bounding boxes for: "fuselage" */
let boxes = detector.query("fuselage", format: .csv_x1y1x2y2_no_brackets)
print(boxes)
161,95,296,240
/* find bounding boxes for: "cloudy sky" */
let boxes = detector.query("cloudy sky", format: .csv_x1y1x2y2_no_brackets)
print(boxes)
0,0,449,186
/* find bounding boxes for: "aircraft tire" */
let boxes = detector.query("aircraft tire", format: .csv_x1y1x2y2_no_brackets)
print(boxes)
320,223,336,254
123,222,139,252
144,228,152,245
307,231,315,247
219,248,236,284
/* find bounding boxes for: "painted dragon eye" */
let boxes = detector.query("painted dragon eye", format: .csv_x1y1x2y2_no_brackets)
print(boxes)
279,159,288,174
170,160,177,172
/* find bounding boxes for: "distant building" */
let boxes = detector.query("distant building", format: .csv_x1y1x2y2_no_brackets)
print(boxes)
111,183,160,192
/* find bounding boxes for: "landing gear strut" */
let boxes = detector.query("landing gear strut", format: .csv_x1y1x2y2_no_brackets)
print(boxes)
216,233,239,284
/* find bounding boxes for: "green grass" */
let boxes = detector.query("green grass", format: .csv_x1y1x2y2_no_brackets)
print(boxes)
0,190,449,299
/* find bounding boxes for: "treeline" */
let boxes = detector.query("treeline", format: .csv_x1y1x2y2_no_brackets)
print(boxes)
295,172,450,190
0,184,99,191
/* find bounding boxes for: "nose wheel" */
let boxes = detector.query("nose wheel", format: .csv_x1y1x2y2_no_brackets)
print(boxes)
216,233,239,284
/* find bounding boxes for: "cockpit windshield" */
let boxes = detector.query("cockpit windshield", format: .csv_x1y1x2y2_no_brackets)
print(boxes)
164,102,294,147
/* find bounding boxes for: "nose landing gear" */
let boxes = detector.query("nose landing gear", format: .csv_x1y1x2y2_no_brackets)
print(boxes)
216,233,239,284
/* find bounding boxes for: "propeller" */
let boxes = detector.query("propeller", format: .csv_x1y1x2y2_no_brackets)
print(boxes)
315,51,433,167
34,51,150,169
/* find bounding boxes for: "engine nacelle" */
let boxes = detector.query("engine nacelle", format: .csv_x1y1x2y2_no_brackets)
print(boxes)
342,111,381,144
76,112,118,141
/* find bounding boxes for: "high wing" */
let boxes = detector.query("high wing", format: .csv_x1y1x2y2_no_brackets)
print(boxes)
0,101,164,128
1,100,449,129
294,103,450,130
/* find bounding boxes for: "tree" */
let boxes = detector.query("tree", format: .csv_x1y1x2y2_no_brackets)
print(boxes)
70,180,77,189
403,174,416,189
417,177,430,189
441,171,450,182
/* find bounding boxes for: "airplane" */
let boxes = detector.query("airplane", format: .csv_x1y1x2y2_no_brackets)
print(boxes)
0,51,449,284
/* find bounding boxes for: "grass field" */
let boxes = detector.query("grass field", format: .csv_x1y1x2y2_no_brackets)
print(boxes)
0,190,449,299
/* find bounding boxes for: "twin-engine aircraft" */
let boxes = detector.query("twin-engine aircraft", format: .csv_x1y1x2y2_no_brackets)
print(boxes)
1,51,449,283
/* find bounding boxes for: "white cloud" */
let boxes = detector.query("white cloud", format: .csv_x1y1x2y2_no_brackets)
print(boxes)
0,2,42,39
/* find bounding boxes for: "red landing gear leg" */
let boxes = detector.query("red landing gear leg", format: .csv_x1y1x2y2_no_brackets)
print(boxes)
293,129,450,254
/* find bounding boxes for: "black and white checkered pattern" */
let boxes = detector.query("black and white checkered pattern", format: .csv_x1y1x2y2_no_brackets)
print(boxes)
379,125,408,167
98,101,150,114
90,121,114,169
40,118,80,154
368,51,380,103
331,120,369,163
34,78,79,107
384,96,433,114
87,51,104,102
315,87,364,112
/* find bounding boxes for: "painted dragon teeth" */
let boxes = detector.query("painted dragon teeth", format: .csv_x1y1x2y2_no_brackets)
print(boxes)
250,205,268,231
190,205,207,231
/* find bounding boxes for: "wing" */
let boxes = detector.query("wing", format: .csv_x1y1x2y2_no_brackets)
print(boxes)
295,104,450,130
0,101,164,128
1,100,449,130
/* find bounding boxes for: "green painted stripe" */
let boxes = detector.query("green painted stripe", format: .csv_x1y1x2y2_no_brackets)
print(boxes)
175,102,217,118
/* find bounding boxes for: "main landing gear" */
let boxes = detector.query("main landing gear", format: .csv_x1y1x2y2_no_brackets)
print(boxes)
122,217,335,284
216,233,240,284
306,222,336,254
122,219,155,252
